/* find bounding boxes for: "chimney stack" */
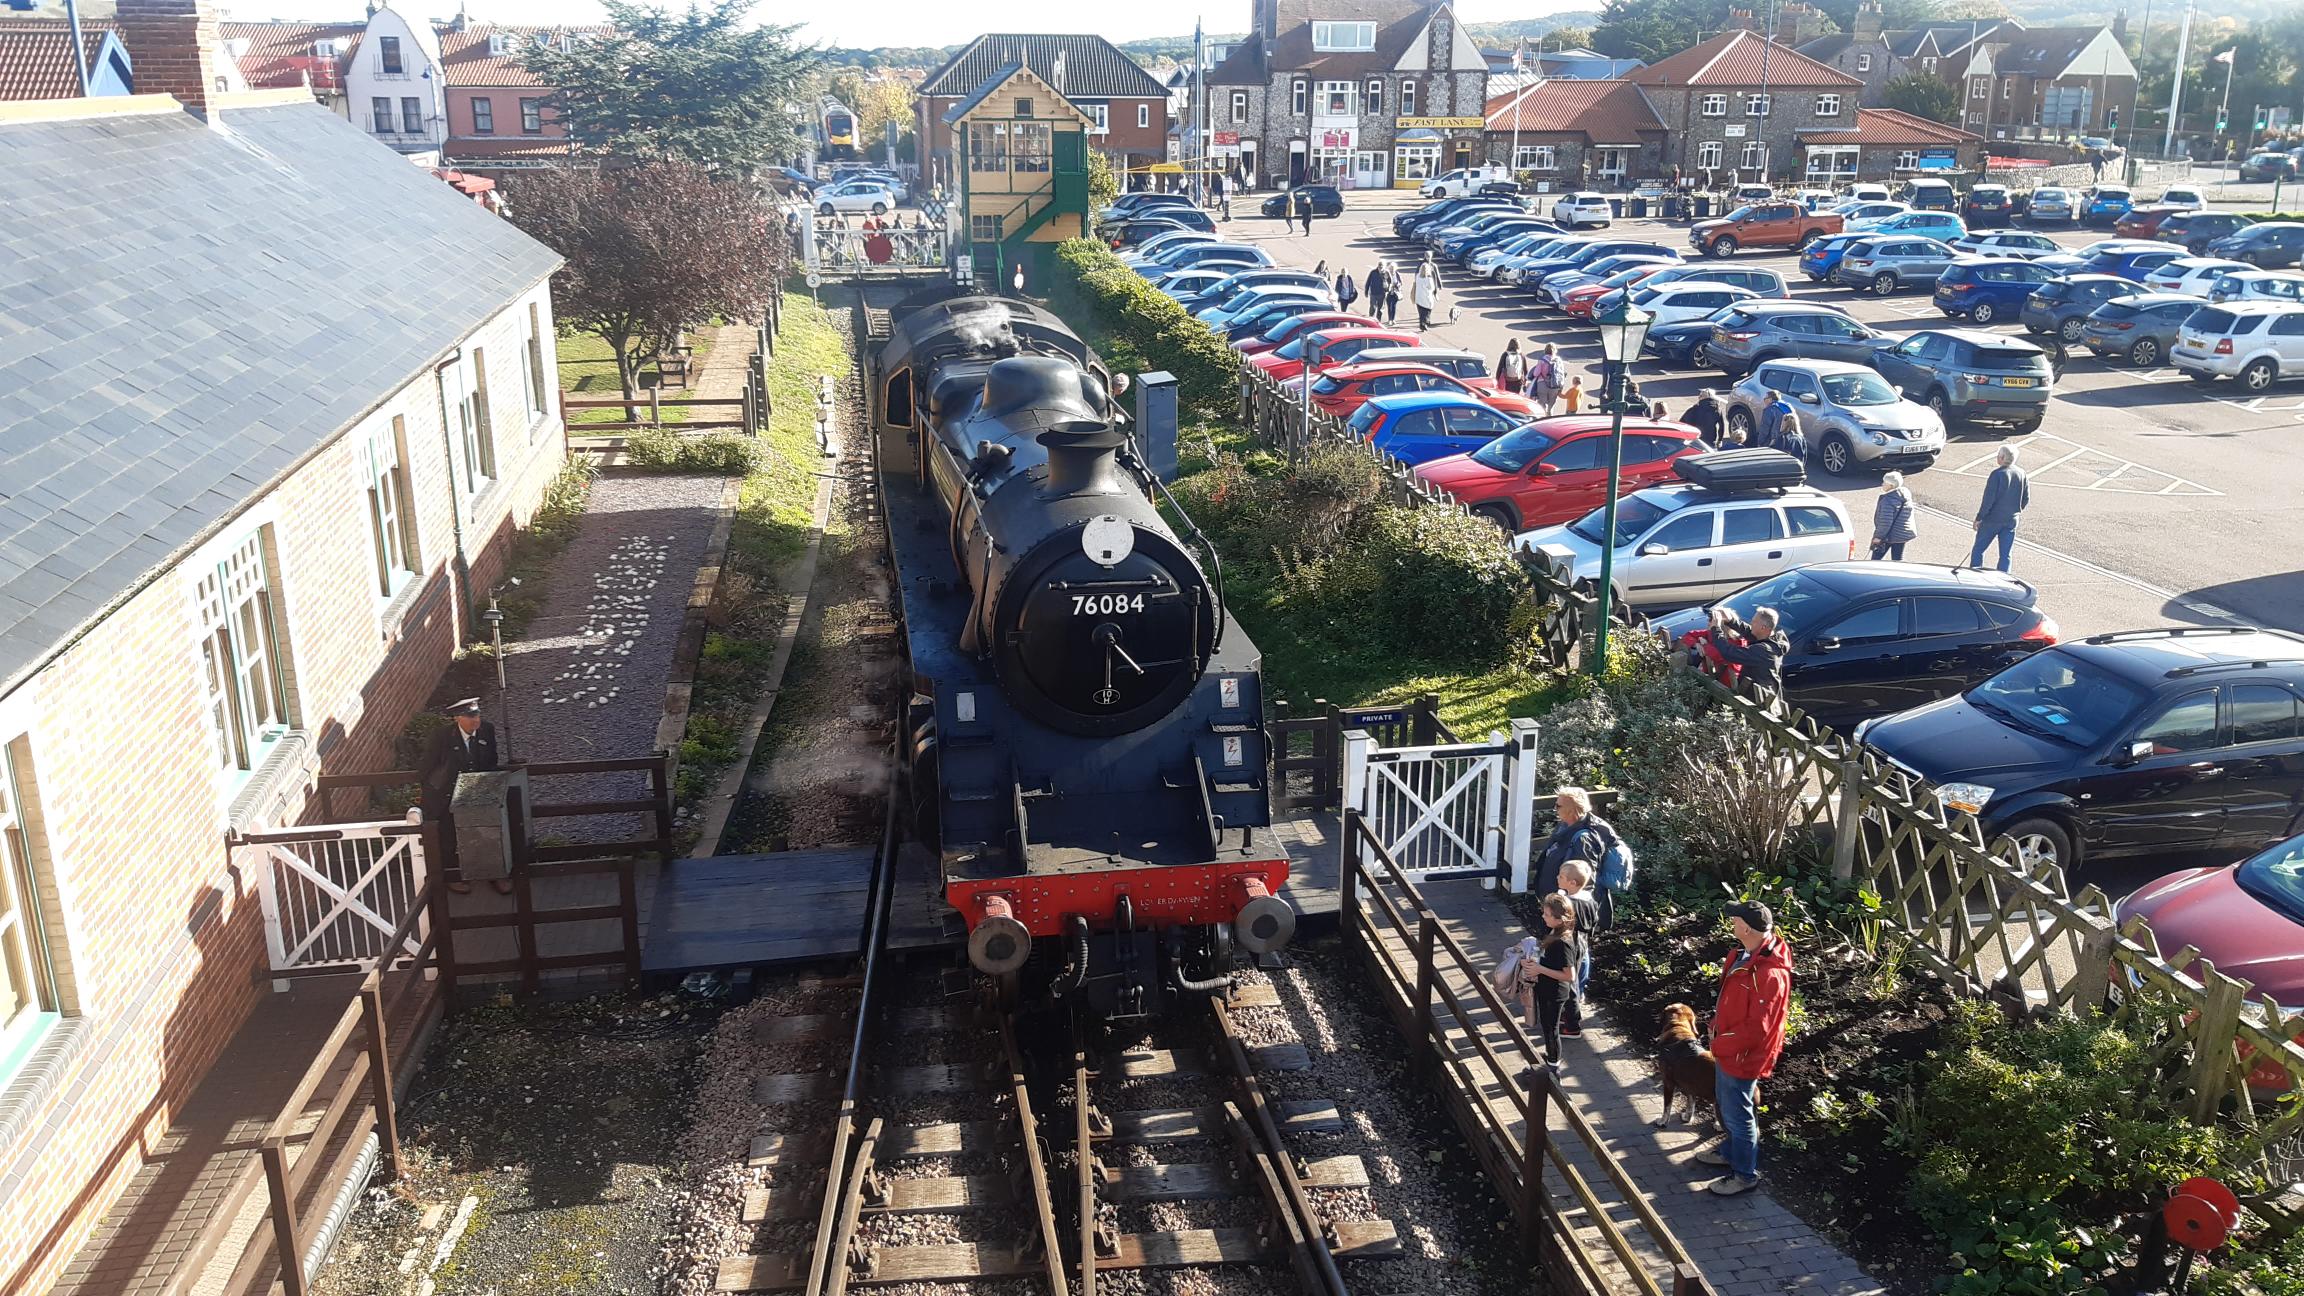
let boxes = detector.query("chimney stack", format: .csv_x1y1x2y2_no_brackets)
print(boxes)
2111,9,2128,42
1775,2,1823,46
1726,10,1759,34
1854,1,1884,40
117,0,226,123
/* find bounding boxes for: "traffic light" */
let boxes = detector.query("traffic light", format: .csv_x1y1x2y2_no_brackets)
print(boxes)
2217,107,2229,132
2108,106,2120,130
2255,107,2270,132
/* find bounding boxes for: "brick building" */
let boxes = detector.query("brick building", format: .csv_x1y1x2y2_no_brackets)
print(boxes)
916,33,1170,191
0,10,565,1287
1483,78,1667,189
1626,25,1863,185
1202,0,1489,190
1798,106,1983,182
1957,24,2138,141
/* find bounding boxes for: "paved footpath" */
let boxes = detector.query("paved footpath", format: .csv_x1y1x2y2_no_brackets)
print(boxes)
1408,876,1888,1296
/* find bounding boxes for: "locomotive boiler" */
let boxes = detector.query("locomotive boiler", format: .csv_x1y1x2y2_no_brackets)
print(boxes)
868,283,1293,1019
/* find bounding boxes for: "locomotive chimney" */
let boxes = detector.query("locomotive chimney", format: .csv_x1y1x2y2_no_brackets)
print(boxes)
1040,420,1129,494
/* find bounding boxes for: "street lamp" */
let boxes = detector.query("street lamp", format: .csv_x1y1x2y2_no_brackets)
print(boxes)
1587,298,1654,677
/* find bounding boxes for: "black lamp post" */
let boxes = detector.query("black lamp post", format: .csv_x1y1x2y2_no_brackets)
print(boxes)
1588,298,1654,677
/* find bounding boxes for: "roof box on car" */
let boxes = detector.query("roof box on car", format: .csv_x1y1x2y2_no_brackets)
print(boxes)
1673,448,1806,493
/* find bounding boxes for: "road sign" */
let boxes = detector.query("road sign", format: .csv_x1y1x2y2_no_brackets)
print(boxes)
806,271,823,288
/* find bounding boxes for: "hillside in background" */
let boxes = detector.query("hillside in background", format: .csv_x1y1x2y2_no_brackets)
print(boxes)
824,10,1607,71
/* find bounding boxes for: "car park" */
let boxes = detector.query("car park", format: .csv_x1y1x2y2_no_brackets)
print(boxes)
1234,310,1378,355
1652,564,2056,729
1933,258,2061,325
2114,205,2192,240
1868,328,2053,430
1539,253,1681,306
2022,273,2144,342
813,178,902,215
1703,300,1883,375
1420,166,1514,199
2082,186,2134,227
1353,346,1493,387
1832,236,1960,295
1589,263,1788,313
2026,187,2079,225
2142,257,2253,297
1629,280,1763,327
1415,416,1707,531
1961,184,2015,227
1724,360,1946,474
1949,229,2061,260
1469,231,1568,277
2237,152,2300,182
1443,217,1565,263
2116,834,2304,1092
1516,450,1854,611
1846,210,1966,241
1393,196,1515,239
2205,270,2304,305
1348,392,1528,466
2157,211,2256,255
1309,361,1532,418
2076,292,2206,367
1223,298,1349,343
1553,192,1615,228
2209,222,2304,269
1261,184,1344,219
1249,326,1420,382
1855,627,2304,875
2170,302,2304,391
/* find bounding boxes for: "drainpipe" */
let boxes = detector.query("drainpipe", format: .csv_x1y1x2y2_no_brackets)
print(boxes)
64,0,91,95
434,357,471,647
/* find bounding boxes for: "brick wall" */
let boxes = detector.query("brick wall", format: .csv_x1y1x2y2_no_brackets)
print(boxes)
115,0,224,119
0,282,564,1295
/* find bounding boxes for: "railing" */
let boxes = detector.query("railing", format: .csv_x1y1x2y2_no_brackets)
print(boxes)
562,393,752,434
1269,695,1452,811
240,818,428,980
1339,810,1714,1296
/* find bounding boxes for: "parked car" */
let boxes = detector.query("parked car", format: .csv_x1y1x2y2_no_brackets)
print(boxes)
1352,346,1492,387
2057,240,2185,283
1348,392,1528,466
1553,192,1615,228
2026,186,2079,225
2076,292,2205,367
1832,201,1911,223
2142,257,2254,298
1961,184,2015,227
2157,186,2206,211
1539,253,1680,306
1724,360,1947,475
2157,211,2256,255
1846,211,1967,242
1856,626,2304,876
1469,231,1570,278
1117,230,1214,265
1847,184,1893,203
1420,166,1515,199
1155,267,1237,301
1309,361,1528,418
1832,236,1960,295
1487,236,1590,282
1589,263,1788,314
1949,229,2062,260
1224,298,1349,343
1096,192,1197,223
2206,269,2304,305
1644,313,1741,368
1106,217,1195,249
2022,273,2144,342
1900,177,1959,211
1868,328,2053,430
1427,207,1545,249
2209,222,2304,269
1515,450,1854,611
2082,185,2135,227
1800,232,1870,283
1688,199,1844,257
1475,179,1526,197
2117,834,2304,1090
2237,152,2300,182
1444,217,1565,263
1234,310,1378,355
1652,564,2056,729
1414,416,1708,531
1195,286,1330,330
1559,262,1678,318
2114,204,2191,240
1261,184,1345,219
1629,280,1763,327
1933,258,2061,325
1393,196,1515,239
1509,238,1673,288
1187,268,1329,314
2170,301,2304,392
1248,326,1420,382
1704,300,1882,375
813,178,902,215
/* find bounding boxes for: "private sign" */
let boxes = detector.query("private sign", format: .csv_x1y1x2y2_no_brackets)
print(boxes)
1394,116,1486,129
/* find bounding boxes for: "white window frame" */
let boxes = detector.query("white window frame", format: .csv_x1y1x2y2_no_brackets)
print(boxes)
1896,149,1921,170
1923,56,1938,74
192,524,293,779
1516,144,1557,171
1316,80,1358,117
1697,140,1725,169
1311,21,1376,52
1366,78,1382,113
1805,146,1858,179
1231,90,1248,123
1856,52,1873,73
523,301,550,424
1746,93,1771,117
364,416,419,598
1,735,63,1075
2002,78,2014,101
1816,94,1842,117
1741,140,1766,170
1400,80,1416,116
1291,79,1307,116
1087,102,1109,136
1137,102,1150,129
443,351,496,497
1700,93,1728,117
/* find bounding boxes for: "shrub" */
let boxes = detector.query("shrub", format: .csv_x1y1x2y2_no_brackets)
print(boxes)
1051,238,1243,417
1349,505,1528,661
625,428,762,474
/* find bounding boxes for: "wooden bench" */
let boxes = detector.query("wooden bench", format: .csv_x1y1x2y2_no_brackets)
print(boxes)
653,345,695,388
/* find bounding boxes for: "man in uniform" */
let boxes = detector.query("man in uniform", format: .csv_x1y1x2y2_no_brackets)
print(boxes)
421,698,503,893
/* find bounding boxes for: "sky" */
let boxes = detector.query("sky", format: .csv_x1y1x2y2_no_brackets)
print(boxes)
201,0,1597,52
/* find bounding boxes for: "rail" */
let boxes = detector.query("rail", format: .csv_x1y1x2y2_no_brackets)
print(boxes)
1339,808,1715,1296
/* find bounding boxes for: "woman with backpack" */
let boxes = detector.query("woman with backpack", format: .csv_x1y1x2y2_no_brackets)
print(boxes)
1497,339,1528,394
1535,786,1628,923
1530,343,1562,415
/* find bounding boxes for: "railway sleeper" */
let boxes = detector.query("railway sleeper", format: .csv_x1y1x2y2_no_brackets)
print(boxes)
717,1227,1408,1292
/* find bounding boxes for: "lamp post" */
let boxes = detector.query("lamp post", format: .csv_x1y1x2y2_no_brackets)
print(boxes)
1587,299,1654,678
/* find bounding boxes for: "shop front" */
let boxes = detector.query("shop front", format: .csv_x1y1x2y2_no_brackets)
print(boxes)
1804,143,1859,182
1393,127,1441,187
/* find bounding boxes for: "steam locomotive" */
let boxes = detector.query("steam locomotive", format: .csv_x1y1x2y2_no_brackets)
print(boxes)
868,284,1292,1020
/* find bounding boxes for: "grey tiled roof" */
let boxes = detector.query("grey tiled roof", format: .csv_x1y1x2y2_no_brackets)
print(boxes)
919,33,1167,101
0,100,561,695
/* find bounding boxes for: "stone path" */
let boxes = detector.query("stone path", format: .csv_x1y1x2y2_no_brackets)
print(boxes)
1405,877,1889,1296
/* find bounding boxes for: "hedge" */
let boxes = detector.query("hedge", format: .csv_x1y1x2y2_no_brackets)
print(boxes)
1049,238,1242,418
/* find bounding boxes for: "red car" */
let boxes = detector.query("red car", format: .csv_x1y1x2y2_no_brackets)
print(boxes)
1233,311,1379,356
2112,204,2189,240
1309,360,1531,418
1248,327,1420,383
2116,833,2304,1092
1411,415,1708,531
1559,264,1675,319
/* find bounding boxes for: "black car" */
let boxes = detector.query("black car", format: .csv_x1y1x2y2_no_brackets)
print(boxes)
1961,185,2014,228
2208,221,2304,269
1264,184,1344,220
1475,179,1525,197
1652,565,2056,730
1858,627,2304,876
1643,316,1728,367
2156,211,2255,255
1392,195,1515,238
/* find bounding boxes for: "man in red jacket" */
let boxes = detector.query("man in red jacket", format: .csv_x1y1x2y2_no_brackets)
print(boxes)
1696,900,1793,1195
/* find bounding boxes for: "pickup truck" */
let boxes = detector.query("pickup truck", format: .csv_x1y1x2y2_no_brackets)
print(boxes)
1687,201,1843,258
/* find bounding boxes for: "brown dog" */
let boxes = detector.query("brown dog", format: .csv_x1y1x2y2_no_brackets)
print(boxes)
1654,1003,1719,1128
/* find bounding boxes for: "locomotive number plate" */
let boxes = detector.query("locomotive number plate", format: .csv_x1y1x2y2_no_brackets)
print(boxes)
1071,593,1146,616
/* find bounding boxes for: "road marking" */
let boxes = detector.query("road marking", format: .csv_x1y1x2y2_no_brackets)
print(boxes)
1910,502,2243,625
1946,431,2220,497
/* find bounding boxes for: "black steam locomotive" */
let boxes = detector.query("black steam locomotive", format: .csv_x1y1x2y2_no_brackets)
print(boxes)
868,284,1292,1019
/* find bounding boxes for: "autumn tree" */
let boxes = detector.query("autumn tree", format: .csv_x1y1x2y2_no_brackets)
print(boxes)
522,0,820,171
1883,74,1962,125
509,162,787,413
829,70,918,165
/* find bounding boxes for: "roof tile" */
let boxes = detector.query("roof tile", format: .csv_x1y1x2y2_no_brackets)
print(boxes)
920,33,1167,101
1484,80,1664,141
1627,29,1861,88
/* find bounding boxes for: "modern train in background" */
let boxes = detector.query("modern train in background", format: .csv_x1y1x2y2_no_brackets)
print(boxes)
866,284,1295,1023
818,98,858,161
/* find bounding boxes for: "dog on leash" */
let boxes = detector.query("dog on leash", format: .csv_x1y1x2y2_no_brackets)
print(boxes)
1654,1003,1719,1127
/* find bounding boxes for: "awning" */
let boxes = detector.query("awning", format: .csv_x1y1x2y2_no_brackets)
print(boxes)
430,168,496,195
1395,128,1443,142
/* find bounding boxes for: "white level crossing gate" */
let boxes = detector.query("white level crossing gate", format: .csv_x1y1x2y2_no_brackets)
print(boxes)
235,816,430,987
1342,718,1541,888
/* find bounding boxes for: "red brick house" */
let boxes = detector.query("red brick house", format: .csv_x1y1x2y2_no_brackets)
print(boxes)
0,5,567,1289
917,33,1171,190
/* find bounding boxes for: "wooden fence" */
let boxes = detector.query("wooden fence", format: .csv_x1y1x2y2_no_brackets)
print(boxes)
563,301,790,449
1270,695,1452,811
1340,810,1713,1296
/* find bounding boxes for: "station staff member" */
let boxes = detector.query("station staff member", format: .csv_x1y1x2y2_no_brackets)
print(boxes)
421,698,505,894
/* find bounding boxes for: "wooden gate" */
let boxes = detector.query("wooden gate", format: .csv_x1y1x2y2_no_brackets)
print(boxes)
1342,719,1540,887
238,817,429,983
1269,695,1452,811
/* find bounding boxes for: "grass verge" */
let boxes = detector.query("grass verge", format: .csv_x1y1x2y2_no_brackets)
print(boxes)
555,328,719,427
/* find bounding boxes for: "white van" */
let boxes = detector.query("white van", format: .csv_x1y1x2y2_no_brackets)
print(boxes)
1848,183,1893,203
1420,166,1513,199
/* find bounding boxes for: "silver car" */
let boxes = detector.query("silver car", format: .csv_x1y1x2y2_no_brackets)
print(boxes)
1832,236,1959,295
2027,187,2078,225
1949,230,2062,260
1724,360,1947,476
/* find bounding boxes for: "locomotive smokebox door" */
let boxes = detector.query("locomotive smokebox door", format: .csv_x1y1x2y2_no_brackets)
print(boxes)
1081,515,1133,566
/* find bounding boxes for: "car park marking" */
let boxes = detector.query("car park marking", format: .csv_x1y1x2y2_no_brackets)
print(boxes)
1946,432,2220,496
2204,392,2304,422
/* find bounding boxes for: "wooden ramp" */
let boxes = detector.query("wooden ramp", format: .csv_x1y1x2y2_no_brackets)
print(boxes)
642,847,875,971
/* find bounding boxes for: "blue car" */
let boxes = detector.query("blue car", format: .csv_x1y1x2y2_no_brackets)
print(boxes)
2082,186,2134,228
1226,299,1336,342
1800,233,1868,283
2038,240,2183,283
1847,210,1967,241
1932,258,2059,325
1347,392,1526,466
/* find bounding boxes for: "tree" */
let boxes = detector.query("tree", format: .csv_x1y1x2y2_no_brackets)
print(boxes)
827,71,916,166
1882,73,1962,124
521,0,820,171
509,163,788,414
1544,27,1597,51
1592,0,1731,63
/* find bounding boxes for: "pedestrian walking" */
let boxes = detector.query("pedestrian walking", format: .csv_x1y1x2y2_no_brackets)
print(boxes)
1561,373,1585,413
420,698,505,894
1518,893,1584,1074
1706,604,1789,696
1382,266,1403,325
1363,264,1386,312
1312,259,1328,282
1695,900,1794,1196
1497,338,1528,393
1413,258,1439,330
1532,343,1561,414
1968,444,2030,571
1335,268,1359,311
1870,472,1917,560
1757,388,1799,451
1295,188,1314,234
1682,388,1725,441
1221,192,1233,221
